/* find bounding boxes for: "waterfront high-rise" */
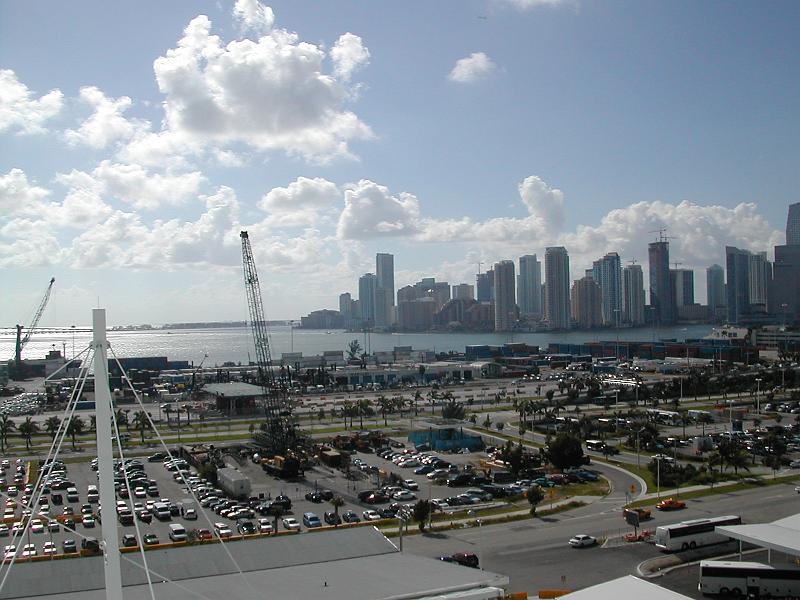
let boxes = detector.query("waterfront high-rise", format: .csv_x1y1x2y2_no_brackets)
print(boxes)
452,283,474,301
748,252,770,309
670,269,694,307
726,246,751,325
706,264,726,322
787,202,800,246
517,254,542,318
622,264,645,325
494,260,516,332
476,268,494,302
592,252,622,325
375,253,394,326
545,247,571,330
358,273,377,326
769,244,800,326
648,240,674,325
571,276,602,329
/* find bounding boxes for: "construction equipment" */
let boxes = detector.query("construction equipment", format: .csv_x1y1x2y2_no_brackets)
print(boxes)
239,231,297,454
12,277,55,379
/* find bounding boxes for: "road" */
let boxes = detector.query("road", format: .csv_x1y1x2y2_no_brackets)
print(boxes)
403,479,800,595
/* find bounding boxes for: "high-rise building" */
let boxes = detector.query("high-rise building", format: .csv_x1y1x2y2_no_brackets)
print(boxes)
571,276,602,329
494,260,516,332
748,252,771,308
339,292,352,317
648,240,674,325
358,273,377,326
476,268,494,302
452,283,474,301
726,246,751,325
376,253,394,301
622,264,645,325
787,202,800,246
517,254,542,318
592,252,622,325
706,265,725,308
670,269,694,307
545,247,571,330
769,244,800,326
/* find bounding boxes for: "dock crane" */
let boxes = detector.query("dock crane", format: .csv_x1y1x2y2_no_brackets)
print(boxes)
239,231,297,455
12,277,55,379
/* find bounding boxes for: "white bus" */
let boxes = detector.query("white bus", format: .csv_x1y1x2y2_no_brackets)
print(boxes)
699,560,800,598
654,515,741,552
585,440,606,452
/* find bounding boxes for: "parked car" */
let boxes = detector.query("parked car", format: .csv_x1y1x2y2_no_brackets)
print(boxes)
569,534,597,548
281,517,301,531
362,510,381,521
62,539,77,553
342,510,360,523
257,518,274,534
324,511,342,525
121,534,137,547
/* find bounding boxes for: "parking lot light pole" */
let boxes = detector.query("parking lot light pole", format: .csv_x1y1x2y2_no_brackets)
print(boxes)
635,427,646,469
755,378,762,414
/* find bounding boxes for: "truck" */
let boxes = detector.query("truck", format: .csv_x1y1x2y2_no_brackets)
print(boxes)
217,467,251,499
261,455,301,480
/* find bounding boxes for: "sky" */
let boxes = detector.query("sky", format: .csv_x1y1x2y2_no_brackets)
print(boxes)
1,0,798,327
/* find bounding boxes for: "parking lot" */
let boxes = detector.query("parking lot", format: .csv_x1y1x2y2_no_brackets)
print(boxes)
2,436,601,560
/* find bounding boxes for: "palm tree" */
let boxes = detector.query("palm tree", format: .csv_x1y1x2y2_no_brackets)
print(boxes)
115,409,128,431
330,496,344,527
131,410,151,444
393,395,406,418
19,416,39,451
0,415,16,453
357,398,372,428
376,395,392,426
526,485,545,516
44,416,62,440
342,401,354,428
66,415,85,450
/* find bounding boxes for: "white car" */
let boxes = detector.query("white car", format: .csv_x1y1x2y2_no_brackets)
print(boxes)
47,520,60,533
82,515,96,528
403,479,419,491
258,518,274,534
213,523,232,538
3,545,17,560
29,519,44,534
0,524,8,537
281,517,301,531
362,510,381,521
42,541,57,556
21,544,37,558
569,534,597,548
789,460,800,468
392,490,416,501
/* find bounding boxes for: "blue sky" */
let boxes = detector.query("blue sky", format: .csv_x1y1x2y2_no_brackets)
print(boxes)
1,0,797,326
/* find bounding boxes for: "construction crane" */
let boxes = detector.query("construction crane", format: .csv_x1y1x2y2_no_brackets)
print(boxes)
12,277,55,379
239,231,296,454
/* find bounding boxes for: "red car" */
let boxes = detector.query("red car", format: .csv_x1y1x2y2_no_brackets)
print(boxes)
656,498,686,511
196,528,213,541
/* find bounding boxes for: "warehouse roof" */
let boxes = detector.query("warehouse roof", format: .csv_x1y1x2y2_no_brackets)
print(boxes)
202,382,263,398
560,576,692,600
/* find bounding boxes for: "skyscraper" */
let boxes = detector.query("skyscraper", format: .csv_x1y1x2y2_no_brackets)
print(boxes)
787,202,800,246
494,260,516,332
592,252,622,325
452,283,474,300
748,252,770,308
476,268,494,302
517,254,542,318
769,244,800,326
726,246,751,325
670,269,694,307
622,264,645,325
706,264,726,322
571,276,602,329
648,240,674,325
545,247,571,330
358,273,377,326
375,253,394,326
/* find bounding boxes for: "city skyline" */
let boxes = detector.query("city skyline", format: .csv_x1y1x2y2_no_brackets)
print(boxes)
2,1,798,326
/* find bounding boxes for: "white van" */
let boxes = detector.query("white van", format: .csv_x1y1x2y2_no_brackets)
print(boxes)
153,502,171,521
87,485,99,503
66,487,79,503
168,523,187,542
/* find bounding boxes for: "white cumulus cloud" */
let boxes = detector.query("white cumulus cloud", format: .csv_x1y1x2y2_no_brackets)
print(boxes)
258,176,339,227
331,33,370,82
233,0,275,34
0,168,50,216
144,14,372,163
64,86,149,149
337,179,420,240
448,52,496,83
0,69,63,134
